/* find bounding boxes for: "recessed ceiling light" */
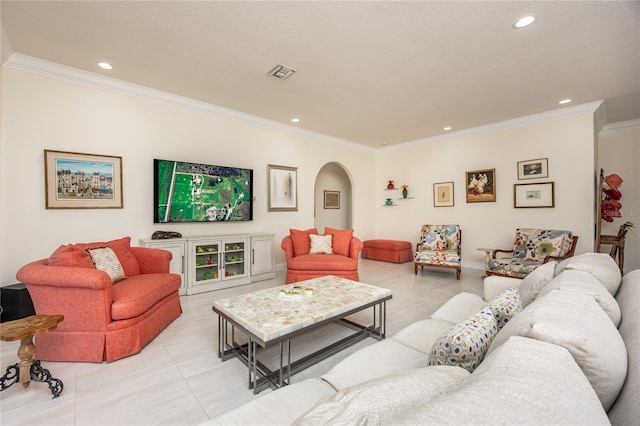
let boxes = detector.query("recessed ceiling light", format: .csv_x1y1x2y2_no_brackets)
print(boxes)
98,62,112,70
381,141,389,146
291,118,300,123
558,99,572,105
443,126,452,131
514,15,536,28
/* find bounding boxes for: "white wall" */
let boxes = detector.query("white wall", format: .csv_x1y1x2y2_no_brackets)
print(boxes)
598,121,640,272
375,109,599,268
0,66,376,284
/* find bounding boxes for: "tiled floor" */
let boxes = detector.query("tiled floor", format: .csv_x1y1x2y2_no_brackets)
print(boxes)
0,259,483,425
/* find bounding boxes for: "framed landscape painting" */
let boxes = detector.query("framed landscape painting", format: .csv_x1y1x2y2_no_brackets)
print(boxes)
44,150,123,209
514,182,555,208
517,158,548,180
466,168,496,203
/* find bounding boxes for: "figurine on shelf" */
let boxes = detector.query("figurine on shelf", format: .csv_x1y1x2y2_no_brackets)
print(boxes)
385,198,393,205
387,180,395,189
401,184,409,198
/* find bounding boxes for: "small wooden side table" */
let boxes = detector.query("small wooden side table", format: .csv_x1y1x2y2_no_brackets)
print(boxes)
0,314,64,398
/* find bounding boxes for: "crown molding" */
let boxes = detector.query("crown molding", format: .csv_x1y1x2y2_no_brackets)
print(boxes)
3,53,374,153
600,119,640,134
384,100,605,152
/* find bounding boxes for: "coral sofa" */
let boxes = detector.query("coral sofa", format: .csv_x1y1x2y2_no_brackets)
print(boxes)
16,237,182,363
282,228,362,284
211,253,638,425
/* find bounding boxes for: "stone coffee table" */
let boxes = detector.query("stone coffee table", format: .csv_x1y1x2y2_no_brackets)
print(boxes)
212,275,392,393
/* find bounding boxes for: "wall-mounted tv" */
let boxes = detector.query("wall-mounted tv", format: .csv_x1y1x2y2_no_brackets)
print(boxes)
154,159,253,223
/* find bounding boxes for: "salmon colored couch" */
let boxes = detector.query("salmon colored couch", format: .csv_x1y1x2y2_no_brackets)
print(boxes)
282,228,362,284
16,237,182,363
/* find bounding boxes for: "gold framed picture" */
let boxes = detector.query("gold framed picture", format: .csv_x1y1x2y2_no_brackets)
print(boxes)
44,150,123,209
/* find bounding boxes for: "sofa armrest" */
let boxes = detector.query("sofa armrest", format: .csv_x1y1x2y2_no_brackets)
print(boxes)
483,275,522,301
16,259,111,290
281,236,294,260
349,237,363,260
131,246,172,274
490,248,513,259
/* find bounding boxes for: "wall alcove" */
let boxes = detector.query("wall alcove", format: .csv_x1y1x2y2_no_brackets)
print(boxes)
314,162,353,231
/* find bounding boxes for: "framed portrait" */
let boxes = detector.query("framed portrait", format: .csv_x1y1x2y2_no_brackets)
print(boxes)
268,164,297,211
514,182,555,208
517,158,548,180
433,182,454,207
44,149,123,209
324,190,340,209
466,168,496,203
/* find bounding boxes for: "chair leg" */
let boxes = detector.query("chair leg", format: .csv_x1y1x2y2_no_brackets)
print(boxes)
456,269,460,280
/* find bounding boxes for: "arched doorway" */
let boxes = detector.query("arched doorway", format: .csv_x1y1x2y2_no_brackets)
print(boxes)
314,162,352,231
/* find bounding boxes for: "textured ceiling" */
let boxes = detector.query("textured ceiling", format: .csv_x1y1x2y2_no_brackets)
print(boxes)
1,1,639,148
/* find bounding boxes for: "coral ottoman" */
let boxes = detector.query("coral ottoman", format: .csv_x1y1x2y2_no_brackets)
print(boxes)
362,240,413,263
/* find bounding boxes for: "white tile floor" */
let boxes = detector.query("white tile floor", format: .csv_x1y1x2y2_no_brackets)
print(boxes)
0,260,483,425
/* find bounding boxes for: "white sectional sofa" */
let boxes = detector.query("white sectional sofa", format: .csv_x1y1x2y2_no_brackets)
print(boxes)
210,253,638,425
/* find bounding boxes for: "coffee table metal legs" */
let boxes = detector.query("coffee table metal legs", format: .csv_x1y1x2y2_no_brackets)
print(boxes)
217,300,388,394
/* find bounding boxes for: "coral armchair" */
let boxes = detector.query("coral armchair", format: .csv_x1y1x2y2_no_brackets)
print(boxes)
282,228,362,284
16,237,182,362
485,228,578,279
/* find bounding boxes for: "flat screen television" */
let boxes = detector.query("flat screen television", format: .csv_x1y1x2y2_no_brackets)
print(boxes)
154,159,253,223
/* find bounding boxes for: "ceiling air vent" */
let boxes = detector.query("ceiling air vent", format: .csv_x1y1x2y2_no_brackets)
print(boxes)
269,64,296,80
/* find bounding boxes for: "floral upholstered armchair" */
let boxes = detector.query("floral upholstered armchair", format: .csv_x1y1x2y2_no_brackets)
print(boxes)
485,228,578,279
414,224,462,279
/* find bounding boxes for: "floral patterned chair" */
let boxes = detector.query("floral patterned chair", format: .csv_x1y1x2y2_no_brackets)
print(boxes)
414,224,462,279
485,228,578,279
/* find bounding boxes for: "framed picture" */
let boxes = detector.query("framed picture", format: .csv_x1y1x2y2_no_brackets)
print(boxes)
514,182,555,208
44,150,123,209
433,182,454,207
324,190,340,209
466,168,496,203
517,158,548,180
268,164,297,211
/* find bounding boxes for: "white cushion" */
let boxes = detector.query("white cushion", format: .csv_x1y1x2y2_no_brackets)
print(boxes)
488,290,627,411
539,270,621,326
395,336,610,425
427,307,499,372
519,260,556,306
430,292,486,324
483,275,521,301
321,339,429,391
392,318,454,355
213,378,336,426
296,366,469,425
87,247,126,283
308,234,333,254
556,253,621,295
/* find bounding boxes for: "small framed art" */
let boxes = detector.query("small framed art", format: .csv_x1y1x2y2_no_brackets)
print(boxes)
324,190,340,209
433,182,454,207
44,149,123,209
268,164,297,211
517,158,548,180
466,168,496,203
514,182,555,208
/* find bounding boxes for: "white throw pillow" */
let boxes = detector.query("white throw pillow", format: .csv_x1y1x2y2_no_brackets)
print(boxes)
87,247,126,283
487,290,627,411
539,270,621,326
296,366,469,426
309,234,333,254
519,261,556,306
556,253,622,295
